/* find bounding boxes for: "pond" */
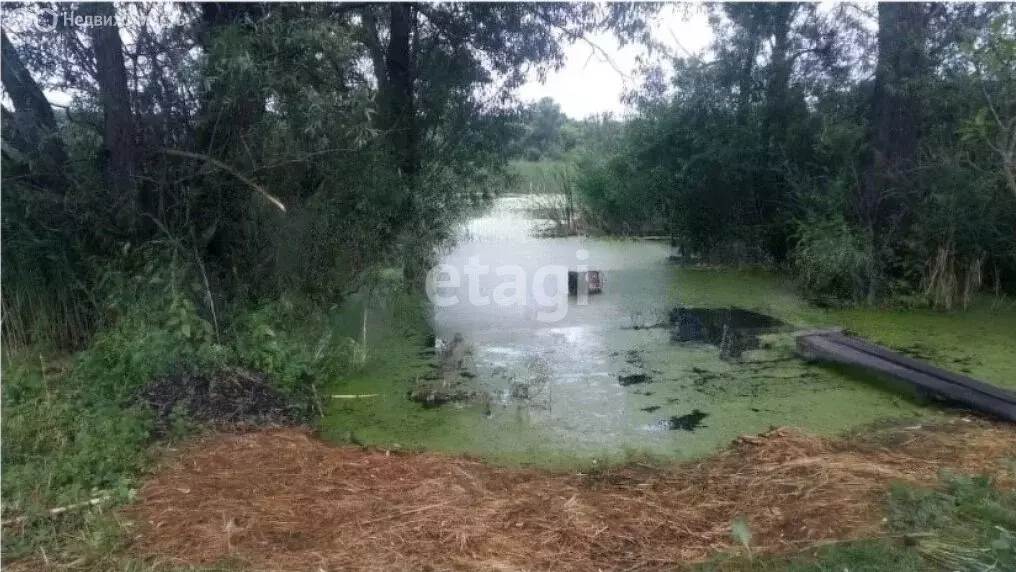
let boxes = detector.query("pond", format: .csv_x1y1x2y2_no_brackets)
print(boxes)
321,196,1016,467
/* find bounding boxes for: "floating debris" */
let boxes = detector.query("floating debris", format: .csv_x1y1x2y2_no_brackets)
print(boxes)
641,405,661,413
617,350,653,387
408,386,475,408
624,350,643,366
510,381,530,400
409,332,479,408
619,373,651,386
660,409,709,431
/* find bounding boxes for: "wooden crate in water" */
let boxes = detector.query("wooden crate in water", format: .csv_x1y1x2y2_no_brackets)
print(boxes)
568,270,602,296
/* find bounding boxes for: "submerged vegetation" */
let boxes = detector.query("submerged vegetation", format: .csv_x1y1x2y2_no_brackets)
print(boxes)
2,2,1015,571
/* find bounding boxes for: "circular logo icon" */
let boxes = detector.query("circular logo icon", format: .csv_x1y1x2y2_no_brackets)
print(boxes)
35,8,58,32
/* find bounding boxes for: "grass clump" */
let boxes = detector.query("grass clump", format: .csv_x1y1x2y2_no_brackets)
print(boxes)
698,541,923,572
702,468,1016,572
888,469,1016,570
1,354,151,562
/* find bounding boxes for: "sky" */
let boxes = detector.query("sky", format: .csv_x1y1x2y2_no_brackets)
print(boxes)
517,5,715,119
22,4,717,117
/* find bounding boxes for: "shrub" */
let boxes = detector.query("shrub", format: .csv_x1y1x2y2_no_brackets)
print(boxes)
791,215,882,304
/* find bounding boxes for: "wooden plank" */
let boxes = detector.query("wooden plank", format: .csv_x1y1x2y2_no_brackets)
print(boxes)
797,334,1016,421
823,333,1016,404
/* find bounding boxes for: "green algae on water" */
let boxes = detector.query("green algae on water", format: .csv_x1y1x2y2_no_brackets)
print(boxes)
317,199,1016,469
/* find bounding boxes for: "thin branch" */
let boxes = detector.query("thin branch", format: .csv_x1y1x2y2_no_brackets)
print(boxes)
160,148,286,213
533,12,630,80
2,494,112,526
252,147,358,173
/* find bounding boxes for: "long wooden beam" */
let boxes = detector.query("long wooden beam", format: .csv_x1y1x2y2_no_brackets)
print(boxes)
797,332,1016,421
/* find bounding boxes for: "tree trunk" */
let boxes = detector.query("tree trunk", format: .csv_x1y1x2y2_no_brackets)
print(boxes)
736,15,759,122
859,2,928,231
385,3,418,181
1,31,68,180
760,4,797,261
764,4,794,144
361,4,423,288
82,3,137,219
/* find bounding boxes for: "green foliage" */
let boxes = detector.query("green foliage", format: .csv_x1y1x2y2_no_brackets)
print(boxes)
0,247,223,558
574,145,671,236
510,97,572,161
574,4,1016,302
701,469,1016,572
1,274,428,561
698,541,923,572
0,173,98,352
792,215,881,304
0,357,150,561
888,470,1016,571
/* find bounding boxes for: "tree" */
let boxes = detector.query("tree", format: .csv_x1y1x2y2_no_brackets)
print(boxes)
1,30,67,184
965,10,1016,201
859,3,928,233
80,3,138,223
1,2,662,348
577,1,1016,304
350,3,656,284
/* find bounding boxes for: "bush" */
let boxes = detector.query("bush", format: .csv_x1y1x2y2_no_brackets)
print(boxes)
791,215,882,304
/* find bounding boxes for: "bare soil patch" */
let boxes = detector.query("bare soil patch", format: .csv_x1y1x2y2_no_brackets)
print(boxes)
125,419,1016,571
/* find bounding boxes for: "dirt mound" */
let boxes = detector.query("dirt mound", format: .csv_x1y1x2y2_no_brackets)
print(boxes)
136,367,308,435
124,420,1016,571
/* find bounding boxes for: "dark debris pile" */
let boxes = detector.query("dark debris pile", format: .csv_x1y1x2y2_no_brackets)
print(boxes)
137,367,309,435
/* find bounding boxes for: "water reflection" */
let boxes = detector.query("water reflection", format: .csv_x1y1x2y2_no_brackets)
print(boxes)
431,195,679,449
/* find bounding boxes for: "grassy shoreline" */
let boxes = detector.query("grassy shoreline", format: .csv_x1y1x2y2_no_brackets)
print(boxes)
3,267,1016,569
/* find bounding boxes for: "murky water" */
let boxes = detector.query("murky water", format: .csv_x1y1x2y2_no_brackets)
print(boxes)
430,196,686,455
324,196,1016,467
422,197,916,462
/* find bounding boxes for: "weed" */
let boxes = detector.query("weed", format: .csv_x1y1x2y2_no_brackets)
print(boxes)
705,469,1016,571
698,540,923,571
888,470,1016,571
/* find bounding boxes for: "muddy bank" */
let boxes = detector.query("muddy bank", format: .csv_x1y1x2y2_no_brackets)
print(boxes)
124,419,1016,571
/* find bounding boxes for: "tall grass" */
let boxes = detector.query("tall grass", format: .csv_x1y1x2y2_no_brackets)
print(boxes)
506,160,569,195
0,228,98,352
923,243,985,310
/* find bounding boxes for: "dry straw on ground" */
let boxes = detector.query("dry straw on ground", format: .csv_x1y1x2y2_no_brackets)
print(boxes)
125,420,1016,571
